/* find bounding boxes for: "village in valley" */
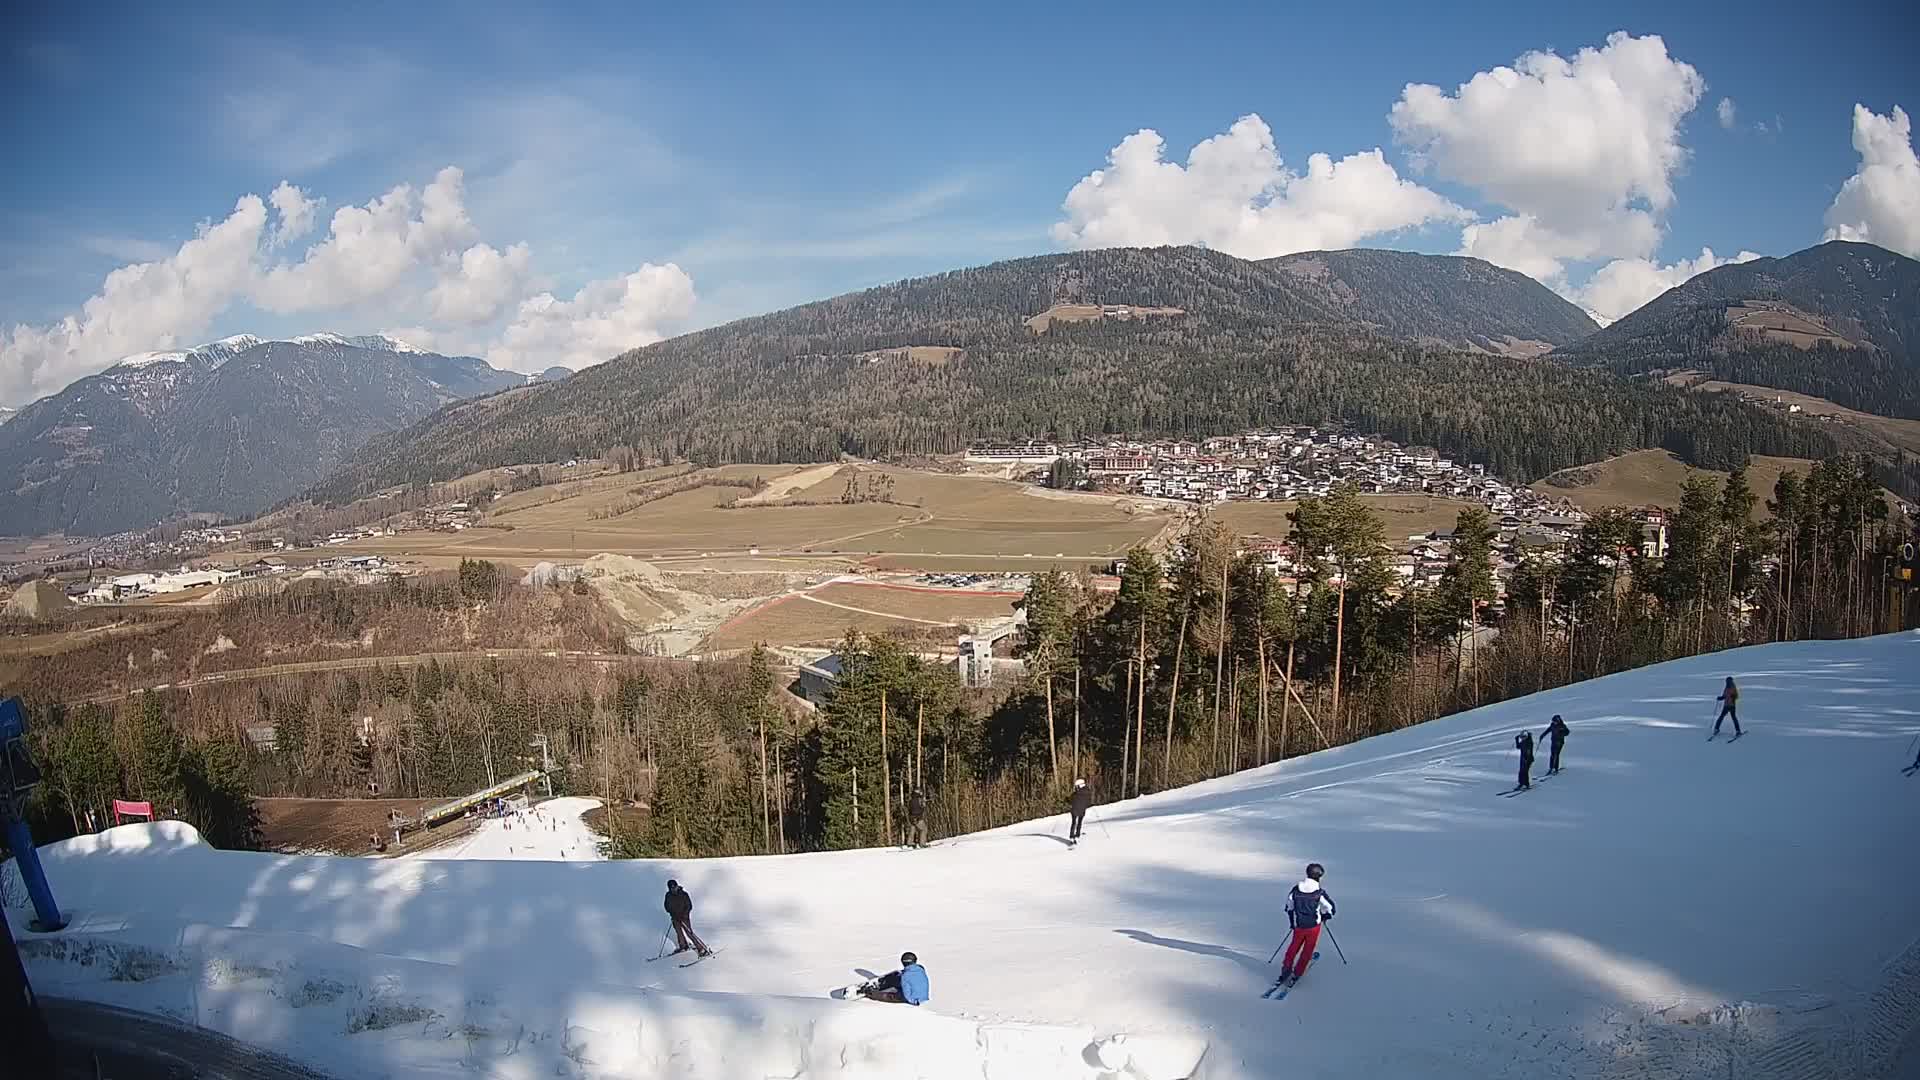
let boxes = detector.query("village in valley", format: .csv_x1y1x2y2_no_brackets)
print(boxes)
970,428,1669,599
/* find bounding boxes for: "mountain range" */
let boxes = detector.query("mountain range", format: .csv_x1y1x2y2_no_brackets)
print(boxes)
10,242,1911,537
1558,241,1920,416
312,245,1835,505
0,335,524,535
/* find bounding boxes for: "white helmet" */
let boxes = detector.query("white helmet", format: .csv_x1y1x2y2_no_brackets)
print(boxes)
1074,778,1086,788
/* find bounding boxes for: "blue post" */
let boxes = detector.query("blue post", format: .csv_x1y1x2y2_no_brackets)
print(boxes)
5,819,63,932
0,698,64,931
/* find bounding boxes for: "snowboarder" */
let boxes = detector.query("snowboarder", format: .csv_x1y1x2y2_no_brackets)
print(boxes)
663,879,712,958
1713,676,1743,737
1538,715,1570,775
857,951,930,1005
1278,864,1335,985
1068,778,1092,843
1514,730,1535,790
908,789,929,848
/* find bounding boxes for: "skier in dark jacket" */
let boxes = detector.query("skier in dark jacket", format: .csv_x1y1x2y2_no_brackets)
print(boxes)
907,790,929,848
1067,779,1092,843
1713,676,1743,737
663,879,712,958
1278,863,1335,984
1538,715,1570,775
1514,731,1535,790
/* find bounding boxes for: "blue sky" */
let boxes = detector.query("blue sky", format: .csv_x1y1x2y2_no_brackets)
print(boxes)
2,1,1916,405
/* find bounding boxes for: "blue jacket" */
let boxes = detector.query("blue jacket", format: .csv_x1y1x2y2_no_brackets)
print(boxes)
898,963,930,1005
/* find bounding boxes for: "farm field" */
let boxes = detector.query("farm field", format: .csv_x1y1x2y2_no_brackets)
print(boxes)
1211,494,1480,540
1531,450,1818,515
701,594,964,653
805,582,1020,622
332,464,1171,569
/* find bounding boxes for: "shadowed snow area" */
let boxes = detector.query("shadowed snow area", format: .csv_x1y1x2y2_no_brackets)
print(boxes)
10,633,1920,1078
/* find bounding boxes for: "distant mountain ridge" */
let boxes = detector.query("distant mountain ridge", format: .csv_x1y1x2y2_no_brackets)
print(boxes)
0,334,524,534
1557,241,1920,417
1262,249,1598,356
313,245,1827,504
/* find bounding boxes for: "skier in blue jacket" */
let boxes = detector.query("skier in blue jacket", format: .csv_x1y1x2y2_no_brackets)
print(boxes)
859,952,930,1005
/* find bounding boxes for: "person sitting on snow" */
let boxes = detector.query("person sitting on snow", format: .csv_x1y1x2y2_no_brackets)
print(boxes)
859,951,930,1005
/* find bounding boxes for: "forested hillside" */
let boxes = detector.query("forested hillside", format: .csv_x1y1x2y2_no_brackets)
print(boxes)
315,247,1824,502
1262,248,1598,352
0,336,523,535
1559,241,1920,417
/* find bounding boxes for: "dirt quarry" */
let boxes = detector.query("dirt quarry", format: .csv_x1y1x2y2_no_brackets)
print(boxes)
581,553,840,655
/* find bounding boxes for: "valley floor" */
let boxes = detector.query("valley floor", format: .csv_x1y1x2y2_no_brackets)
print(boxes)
10,634,1920,1079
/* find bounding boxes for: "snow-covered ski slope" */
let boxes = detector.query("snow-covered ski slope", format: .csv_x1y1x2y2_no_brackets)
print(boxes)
401,795,608,862
11,634,1920,1079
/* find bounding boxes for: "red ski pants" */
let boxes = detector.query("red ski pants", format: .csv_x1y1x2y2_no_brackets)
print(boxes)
1283,924,1322,976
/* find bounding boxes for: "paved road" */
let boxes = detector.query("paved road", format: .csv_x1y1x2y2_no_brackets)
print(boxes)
42,997,338,1079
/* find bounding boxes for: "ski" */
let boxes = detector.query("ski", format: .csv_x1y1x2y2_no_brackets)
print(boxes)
1498,786,1533,797
1903,766,1919,776
1263,953,1319,1000
1726,732,1744,742
678,948,721,968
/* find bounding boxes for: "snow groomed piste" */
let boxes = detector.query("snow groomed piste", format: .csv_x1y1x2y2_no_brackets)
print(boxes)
9,633,1920,1078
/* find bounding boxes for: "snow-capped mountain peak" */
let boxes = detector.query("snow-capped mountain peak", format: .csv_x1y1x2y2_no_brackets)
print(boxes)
289,332,427,354
106,334,265,373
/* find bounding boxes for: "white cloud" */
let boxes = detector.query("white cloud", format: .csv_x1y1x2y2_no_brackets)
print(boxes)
1823,104,1920,257
0,166,695,404
1390,31,1706,280
0,194,271,404
1575,247,1763,324
428,242,534,324
488,264,696,373
1051,114,1468,258
267,182,319,250
253,167,479,313
1716,98,1737,130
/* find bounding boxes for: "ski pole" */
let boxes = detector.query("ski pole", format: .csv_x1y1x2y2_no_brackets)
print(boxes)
651,921,671,961
1324,925,1348,966
1268,941,1285,964
1091,806,1112,839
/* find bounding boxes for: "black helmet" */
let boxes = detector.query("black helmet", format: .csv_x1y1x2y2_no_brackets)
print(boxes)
666,879,678,889
1551,714,1563,723
901,951,918,966
1305,863,1324,881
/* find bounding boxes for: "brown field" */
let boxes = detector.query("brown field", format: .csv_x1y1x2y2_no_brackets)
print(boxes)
256,796,447,855
861,554,1110,572
806,583,1019,623
701,594,965,652
1211,495,1481,540
1674,376,1920,458
330,464,1168,569
1532,450,1819,515
1725,303,1855,350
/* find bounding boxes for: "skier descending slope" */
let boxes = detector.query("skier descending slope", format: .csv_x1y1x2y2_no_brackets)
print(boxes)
1712,676,1744,738
1539,715,1570,775
1513,730,1536,791
1068,778,1092,845
663,879,713,958
857,951,930,1005
1278,863,1336,986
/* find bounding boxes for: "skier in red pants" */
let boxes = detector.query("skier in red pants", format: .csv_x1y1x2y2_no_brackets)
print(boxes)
1279,862,1336,986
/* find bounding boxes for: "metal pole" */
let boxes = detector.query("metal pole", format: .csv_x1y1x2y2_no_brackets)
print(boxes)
1324,925,1348,965
4,819,65,931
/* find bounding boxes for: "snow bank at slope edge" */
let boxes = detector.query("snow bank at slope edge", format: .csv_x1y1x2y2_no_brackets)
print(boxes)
17,919,1209,1080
